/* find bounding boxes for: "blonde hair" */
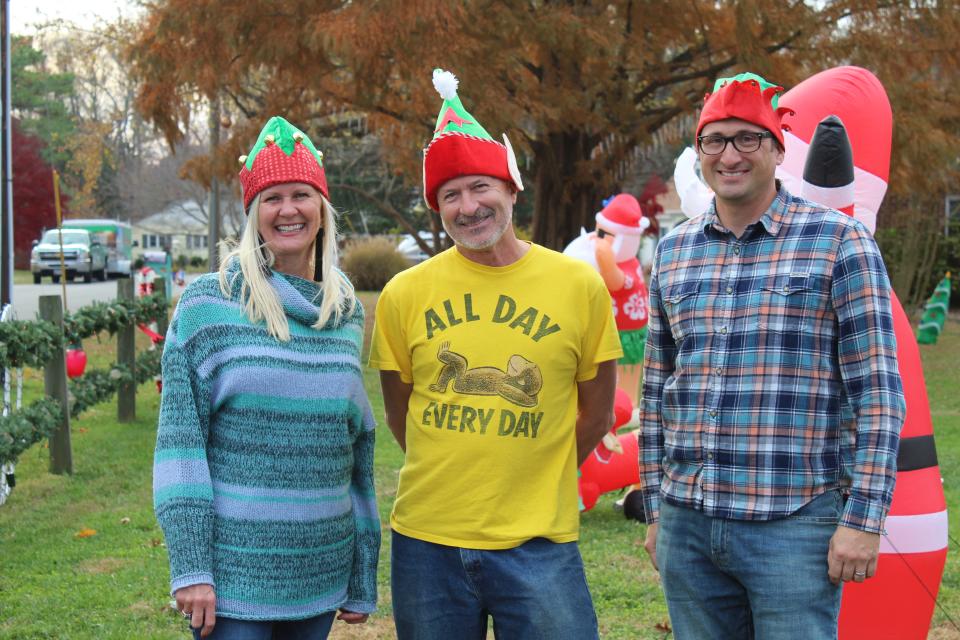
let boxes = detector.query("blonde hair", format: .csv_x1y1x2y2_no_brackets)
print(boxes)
218,192,356,341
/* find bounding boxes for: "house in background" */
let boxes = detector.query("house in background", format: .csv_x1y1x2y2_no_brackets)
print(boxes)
655,177,688,236
133,200,210,260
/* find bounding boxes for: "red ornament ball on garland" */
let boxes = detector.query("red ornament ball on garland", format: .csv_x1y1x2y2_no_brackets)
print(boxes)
65,348,87,379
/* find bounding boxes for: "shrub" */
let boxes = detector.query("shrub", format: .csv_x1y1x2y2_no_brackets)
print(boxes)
189,255,206,269
341,236,411,291
176,254,189,268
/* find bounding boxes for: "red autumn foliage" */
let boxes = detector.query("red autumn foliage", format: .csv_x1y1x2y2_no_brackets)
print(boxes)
11,119,69,269
638,175,667,237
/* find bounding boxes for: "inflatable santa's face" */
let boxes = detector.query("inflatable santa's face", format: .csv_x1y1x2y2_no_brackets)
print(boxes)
596,193,646,262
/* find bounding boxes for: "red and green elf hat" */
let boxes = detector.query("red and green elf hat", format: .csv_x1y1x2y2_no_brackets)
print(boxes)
238,116,328,210
422,69,524,211
696,72,795,148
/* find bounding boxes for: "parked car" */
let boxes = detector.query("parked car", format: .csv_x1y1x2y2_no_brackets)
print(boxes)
397,231,447,264
62,219,134,278
30,229,109,283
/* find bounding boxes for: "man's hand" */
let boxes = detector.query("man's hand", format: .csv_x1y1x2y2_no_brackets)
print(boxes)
644,522,659,571
827,525,880,585
175,584,216,637
337,609,369,624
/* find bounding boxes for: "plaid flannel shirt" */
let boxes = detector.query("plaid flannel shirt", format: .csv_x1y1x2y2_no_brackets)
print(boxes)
639,186,905,533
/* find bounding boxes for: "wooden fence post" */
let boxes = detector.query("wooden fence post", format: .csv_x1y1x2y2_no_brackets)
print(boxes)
117,279,136,422
39,295,72,475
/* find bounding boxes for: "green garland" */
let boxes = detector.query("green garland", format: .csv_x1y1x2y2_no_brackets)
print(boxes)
67,348,163,418
133,347,164,385
0,294,167,370
0,398,63,466
0,320,62,369
63,294,168,344
0,347,163,466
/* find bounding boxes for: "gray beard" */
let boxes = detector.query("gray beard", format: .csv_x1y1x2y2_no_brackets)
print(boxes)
444,206,510,251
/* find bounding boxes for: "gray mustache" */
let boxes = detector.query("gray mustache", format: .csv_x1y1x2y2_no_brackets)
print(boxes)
455,207,495,225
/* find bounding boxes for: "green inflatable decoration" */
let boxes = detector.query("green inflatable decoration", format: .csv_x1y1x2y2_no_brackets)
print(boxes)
917,273,951,344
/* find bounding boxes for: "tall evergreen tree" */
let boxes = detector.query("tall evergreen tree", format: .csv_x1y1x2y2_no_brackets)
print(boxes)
11,36,76,171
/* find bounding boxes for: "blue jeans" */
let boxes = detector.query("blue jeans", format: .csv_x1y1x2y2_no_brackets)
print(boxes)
391,530,599,640
190,611,335,640
657,491,844,640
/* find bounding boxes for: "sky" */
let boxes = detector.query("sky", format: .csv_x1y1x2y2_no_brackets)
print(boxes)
10,0,137,34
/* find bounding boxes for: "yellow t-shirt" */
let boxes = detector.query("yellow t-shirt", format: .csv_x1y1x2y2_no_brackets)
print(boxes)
368,243,622,549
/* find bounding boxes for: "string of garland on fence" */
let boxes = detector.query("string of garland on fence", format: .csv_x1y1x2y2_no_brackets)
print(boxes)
0,294,167,370
0,295,167,466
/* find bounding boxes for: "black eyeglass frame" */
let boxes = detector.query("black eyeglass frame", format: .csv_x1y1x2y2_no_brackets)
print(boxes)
696,131,776,155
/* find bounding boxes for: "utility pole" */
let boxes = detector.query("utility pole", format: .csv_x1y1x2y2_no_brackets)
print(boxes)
207,94,221,272
1,0,13,307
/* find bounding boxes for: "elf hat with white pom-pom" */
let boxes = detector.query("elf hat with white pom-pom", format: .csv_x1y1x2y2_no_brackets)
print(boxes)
422,69,524,211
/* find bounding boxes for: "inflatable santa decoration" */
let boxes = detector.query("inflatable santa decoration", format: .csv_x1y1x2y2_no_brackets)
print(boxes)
564,194,650,403
777,66,947,640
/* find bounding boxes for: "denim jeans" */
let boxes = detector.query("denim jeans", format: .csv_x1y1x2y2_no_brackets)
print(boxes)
190,611,335,640
657,491,844,640
391,530,599,640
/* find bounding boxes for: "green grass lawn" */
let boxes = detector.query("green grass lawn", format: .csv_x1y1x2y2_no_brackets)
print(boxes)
1,299,959,639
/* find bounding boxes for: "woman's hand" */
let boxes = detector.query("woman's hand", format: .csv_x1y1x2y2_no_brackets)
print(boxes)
175,584,217,637
337,609,369,624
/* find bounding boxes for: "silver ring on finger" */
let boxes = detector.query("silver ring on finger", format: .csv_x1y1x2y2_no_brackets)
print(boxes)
182,611,192,619
853,570,866,578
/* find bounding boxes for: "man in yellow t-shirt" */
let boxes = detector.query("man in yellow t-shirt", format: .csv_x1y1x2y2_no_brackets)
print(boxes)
368,69,622,640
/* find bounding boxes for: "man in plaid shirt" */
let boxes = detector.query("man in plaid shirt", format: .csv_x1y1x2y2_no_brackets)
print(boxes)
638,72,905,640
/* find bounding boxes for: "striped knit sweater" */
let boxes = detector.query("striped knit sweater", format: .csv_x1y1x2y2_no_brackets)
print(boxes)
153,264,379,620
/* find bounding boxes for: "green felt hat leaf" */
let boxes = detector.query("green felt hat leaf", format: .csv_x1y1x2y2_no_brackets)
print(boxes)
244,116,324,170
713,72,781,109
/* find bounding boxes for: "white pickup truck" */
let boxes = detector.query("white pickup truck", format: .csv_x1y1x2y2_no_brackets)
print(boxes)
30,229,109,284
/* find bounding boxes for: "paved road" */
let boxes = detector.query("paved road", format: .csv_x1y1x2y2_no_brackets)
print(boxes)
10,277,193,320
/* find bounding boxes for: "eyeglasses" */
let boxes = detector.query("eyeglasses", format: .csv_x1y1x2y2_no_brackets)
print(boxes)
697,131,775,155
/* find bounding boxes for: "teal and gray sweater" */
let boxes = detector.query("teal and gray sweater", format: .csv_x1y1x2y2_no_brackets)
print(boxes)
153,265,379,620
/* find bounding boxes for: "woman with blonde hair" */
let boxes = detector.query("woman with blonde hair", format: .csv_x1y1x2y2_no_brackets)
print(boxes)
153,116,379,639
